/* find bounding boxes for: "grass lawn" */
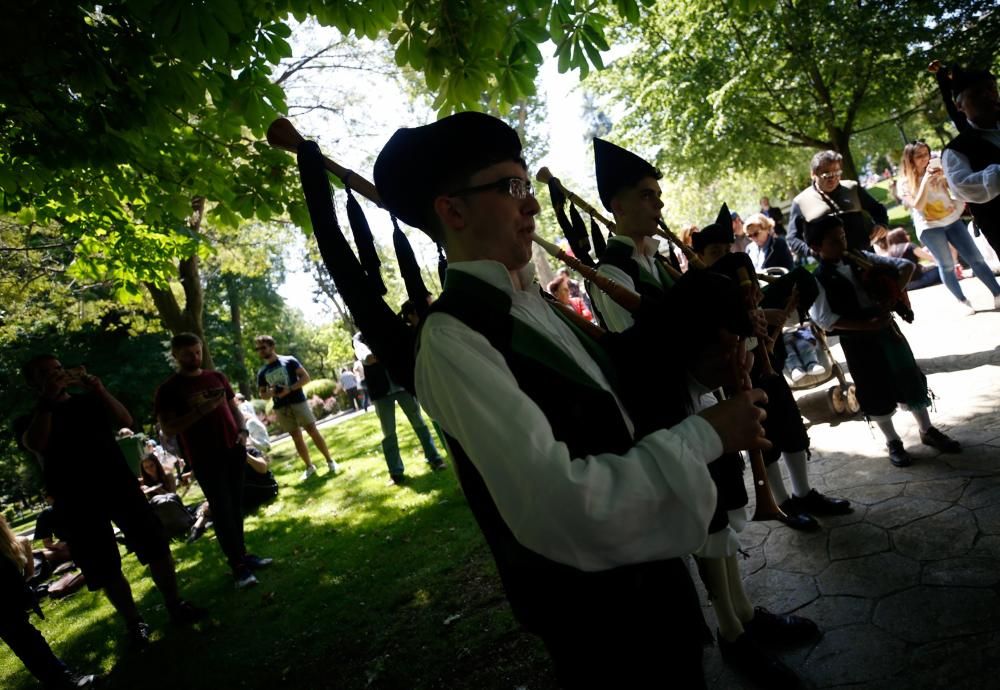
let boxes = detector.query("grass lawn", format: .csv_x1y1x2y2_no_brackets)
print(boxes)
1,413,555,689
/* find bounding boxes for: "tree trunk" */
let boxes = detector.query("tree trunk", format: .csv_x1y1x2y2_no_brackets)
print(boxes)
144,197,213,369
224,274,250,395
830,128,859,182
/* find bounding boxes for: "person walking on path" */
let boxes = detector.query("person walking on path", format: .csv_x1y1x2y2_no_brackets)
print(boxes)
353,332,445,485
899,141,1000,314
156,333,273,589
254,335,339,480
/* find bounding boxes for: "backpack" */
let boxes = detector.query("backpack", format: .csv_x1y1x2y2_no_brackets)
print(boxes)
150,493,195,539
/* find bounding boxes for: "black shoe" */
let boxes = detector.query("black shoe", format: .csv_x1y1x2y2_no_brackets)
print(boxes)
887,440,912,467
775,505,820,531
186,523,207,544
429,459,446,471
718,631,801,689
243,554,273,571
168,600,208,625
743,606,820,644
127,621,151,648
785,489,852,516
920,426,961,453
389,474,407,486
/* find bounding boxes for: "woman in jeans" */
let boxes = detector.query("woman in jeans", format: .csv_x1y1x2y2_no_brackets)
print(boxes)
898,141,1000,314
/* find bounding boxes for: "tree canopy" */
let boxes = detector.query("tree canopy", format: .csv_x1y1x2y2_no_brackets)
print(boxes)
588,0,998,186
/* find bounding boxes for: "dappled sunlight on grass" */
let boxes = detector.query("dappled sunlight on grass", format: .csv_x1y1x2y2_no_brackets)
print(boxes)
1,411,554,689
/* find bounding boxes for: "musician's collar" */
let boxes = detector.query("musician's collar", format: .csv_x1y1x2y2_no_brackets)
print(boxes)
966,118,1000,133
446,260,536,296
609,234,660,258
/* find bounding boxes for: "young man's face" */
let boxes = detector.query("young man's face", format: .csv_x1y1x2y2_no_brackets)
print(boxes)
173,343,203,372
956,78,999,126
441,160,540,270
812,160,844,194
731,215,744,237
611,176,663,237
254,341,275,360
700,242,731,267
815,225,847,261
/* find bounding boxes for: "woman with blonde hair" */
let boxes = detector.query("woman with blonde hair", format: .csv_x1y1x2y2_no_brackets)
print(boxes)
898,141,1000,314
1,514,96,688
744,212,794,271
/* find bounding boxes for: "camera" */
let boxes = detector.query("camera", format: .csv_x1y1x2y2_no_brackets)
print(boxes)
64,366,87,384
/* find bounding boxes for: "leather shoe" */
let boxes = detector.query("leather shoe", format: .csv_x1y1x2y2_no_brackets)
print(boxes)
920,426,961,453
743,606,820,644
775,506,820,531
718,631,801,689
887,440,912,467
785,489,852,516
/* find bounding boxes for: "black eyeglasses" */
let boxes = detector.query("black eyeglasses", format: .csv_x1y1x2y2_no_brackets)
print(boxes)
449,177,534,200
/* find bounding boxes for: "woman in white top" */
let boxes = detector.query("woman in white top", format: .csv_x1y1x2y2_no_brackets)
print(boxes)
898,141,1000,313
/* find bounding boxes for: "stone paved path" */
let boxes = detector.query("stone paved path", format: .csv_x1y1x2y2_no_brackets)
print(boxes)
704,279,1000,689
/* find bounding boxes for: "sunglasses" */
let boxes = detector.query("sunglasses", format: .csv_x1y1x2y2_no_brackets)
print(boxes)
817,171,843,180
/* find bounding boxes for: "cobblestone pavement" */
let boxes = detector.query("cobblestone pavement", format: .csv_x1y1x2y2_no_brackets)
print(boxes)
704,280,1000,689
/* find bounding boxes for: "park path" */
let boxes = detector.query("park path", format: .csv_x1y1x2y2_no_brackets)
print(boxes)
706,279,1000,689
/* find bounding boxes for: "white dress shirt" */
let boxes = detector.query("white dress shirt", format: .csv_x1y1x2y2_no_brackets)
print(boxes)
942,122,1000,205
592,235,666,333
415,259,720,572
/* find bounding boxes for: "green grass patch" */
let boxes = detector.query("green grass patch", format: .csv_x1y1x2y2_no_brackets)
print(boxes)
1,413,553,689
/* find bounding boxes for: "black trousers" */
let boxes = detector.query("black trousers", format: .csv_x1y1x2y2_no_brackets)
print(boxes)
193,445,247,571
0,609,67,685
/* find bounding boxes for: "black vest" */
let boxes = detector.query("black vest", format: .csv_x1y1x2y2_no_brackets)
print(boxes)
589,239,674,330
946,129,1000,240
422,270,703,636
815,261,878,324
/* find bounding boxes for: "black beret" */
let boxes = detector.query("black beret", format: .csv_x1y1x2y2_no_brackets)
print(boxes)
804,214,844,248
949,65,995,98
666,270,753,348
593,137,661,212
707,251,757,288
373,112,523,233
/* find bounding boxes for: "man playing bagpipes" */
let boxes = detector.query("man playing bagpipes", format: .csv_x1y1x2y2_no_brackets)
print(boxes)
805,215,961,467
587,138,676,331
370,111,773,688
667,270,814,690
684,207,854,532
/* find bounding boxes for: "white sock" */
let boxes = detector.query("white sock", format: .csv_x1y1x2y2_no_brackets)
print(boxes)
783,450,811,498
875,417,901,443
766,462,790,504
911,406,932,433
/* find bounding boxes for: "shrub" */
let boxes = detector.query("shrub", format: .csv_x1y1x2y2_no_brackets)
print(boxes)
308,394,328,421
304,378,336,399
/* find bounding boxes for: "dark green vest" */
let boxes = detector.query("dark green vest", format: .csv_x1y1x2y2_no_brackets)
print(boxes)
422,269,704,637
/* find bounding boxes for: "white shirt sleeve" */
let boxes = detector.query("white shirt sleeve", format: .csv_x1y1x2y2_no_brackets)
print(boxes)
809,279,841,331
943,148,1000,204
592,264,637,333
415,311,719,572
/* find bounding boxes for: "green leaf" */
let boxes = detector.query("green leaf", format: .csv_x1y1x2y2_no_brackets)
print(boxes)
582,24,610,52
211,0,245,34
582,38,605,70
199,14,230,60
